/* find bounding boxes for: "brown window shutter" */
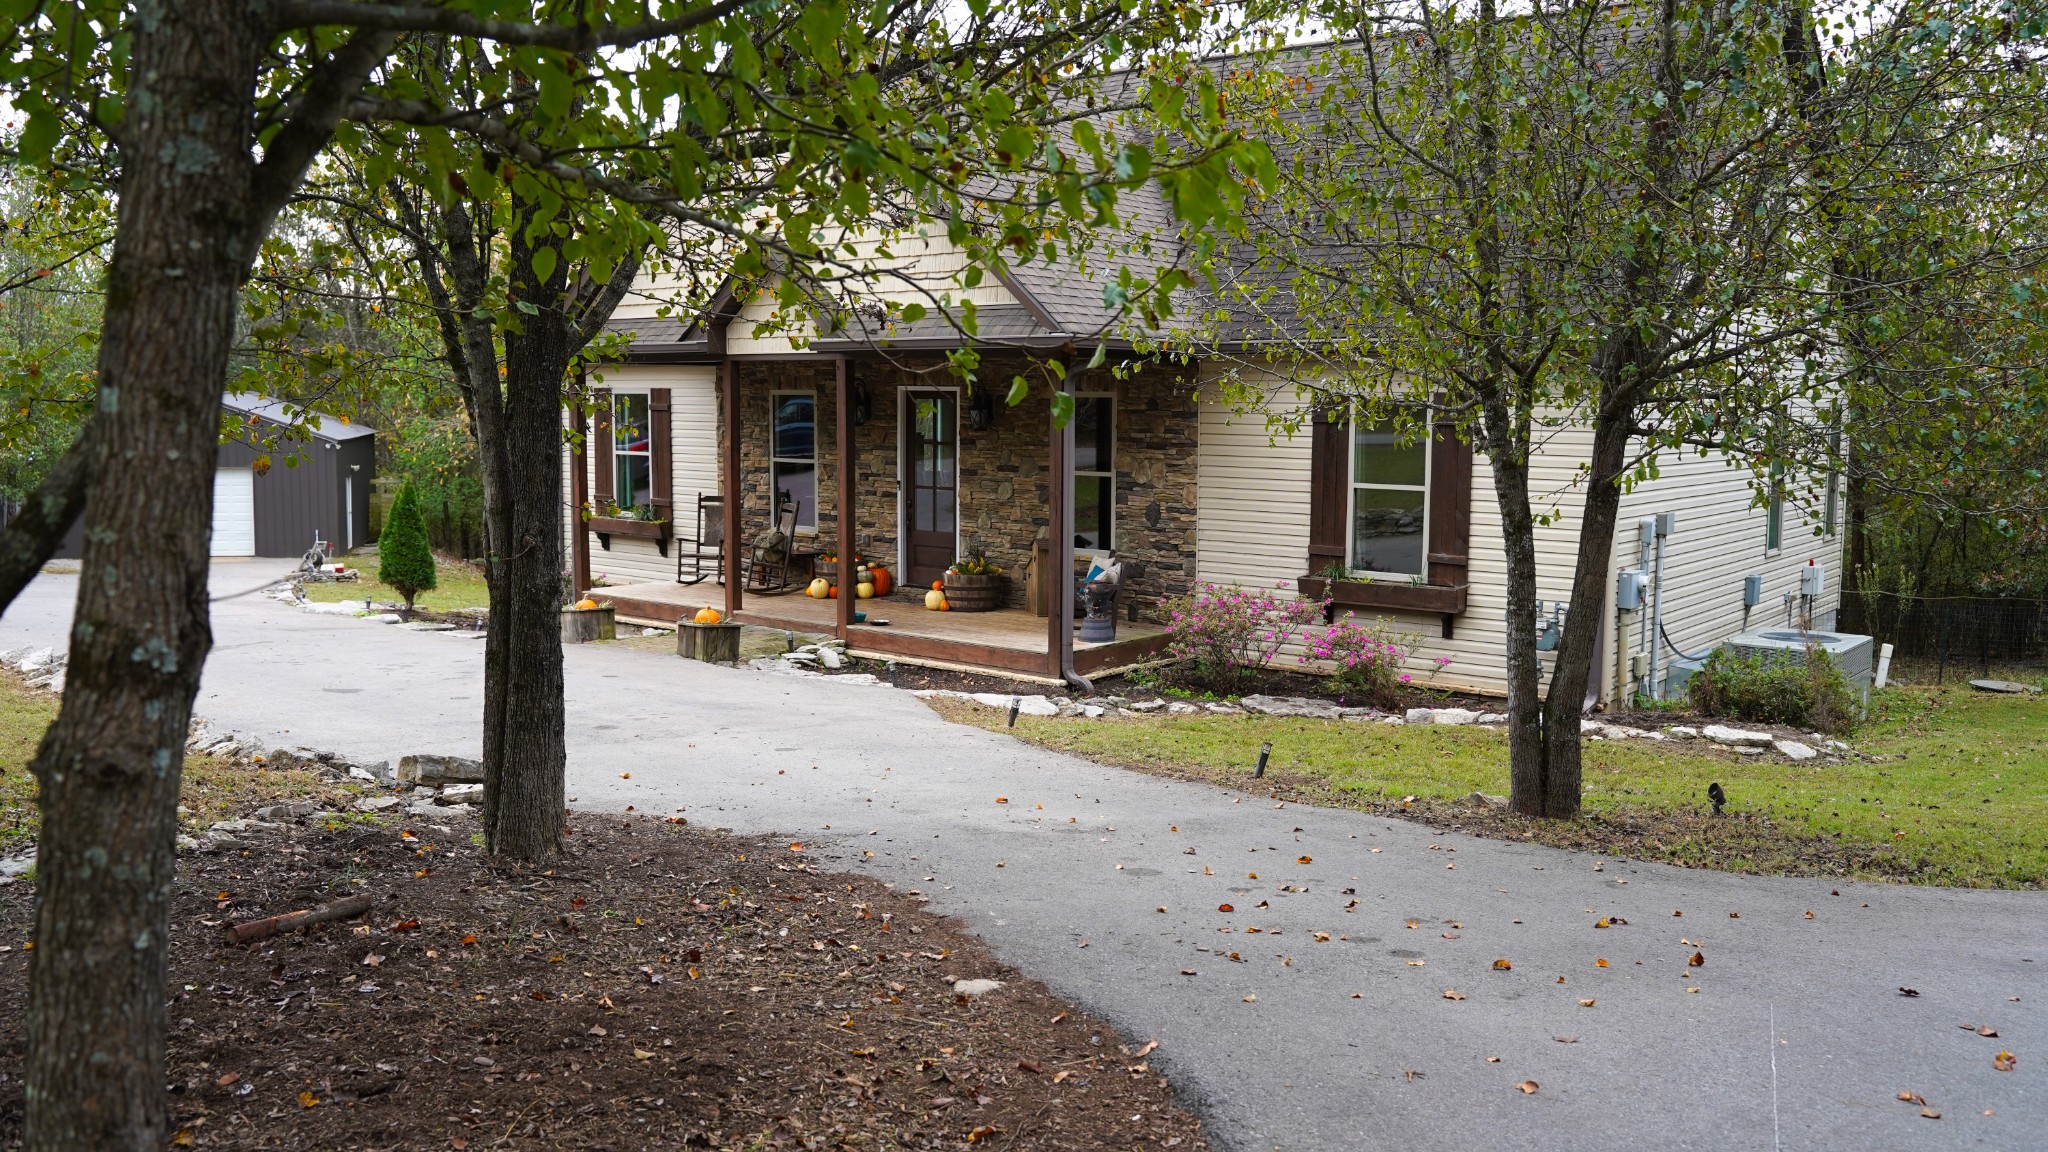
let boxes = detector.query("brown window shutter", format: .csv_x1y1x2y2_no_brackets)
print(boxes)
591,388,614,509
1425,416,1472,588
649,387,673,522
1307,406,1348,574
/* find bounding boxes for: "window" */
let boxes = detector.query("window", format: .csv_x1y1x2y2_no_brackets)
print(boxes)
1765,463,1784,552
611,392,652,512
1072,395,1114,550
771,392,817,531
1349,420,1428,576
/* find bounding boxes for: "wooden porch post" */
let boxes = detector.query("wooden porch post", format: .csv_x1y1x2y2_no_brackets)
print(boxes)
721,358,743,618
835,356,856,639
1047,377,1073,680
568,382,591,597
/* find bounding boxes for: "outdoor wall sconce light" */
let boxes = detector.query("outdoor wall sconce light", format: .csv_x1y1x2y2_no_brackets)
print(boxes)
851,379,872,427
966,386,997,432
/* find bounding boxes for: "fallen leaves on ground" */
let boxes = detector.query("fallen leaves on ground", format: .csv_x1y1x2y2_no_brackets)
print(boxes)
1492,959,1512,971
1516,1081,1539,1094
1995,1051,2018,1072
1442,989,1466,1001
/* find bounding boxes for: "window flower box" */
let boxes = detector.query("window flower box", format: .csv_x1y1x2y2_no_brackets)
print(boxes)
1297,575,1467,616
588,514,672,557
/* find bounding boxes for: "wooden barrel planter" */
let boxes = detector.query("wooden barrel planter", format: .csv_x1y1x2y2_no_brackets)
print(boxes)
942,572,1008,613
676,621,743,664
560,604,616,644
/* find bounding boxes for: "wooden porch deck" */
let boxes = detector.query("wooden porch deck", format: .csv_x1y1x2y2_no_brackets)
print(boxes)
595,579,1169,680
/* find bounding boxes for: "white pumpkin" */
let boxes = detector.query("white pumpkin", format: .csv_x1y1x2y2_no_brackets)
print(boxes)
855,581,875,599
924,588,946,610
806,577,830,598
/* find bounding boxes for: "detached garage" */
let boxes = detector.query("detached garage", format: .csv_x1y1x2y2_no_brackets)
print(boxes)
48,393,376,560
213,393,375,558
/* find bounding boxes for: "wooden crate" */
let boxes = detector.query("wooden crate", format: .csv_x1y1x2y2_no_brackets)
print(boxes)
677,621,742,664
560,605,616,643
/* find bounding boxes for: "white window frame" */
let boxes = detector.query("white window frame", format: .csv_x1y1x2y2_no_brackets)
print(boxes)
1071,392,1116,552
769,389,818,533
610,390,652,515
1347,417,1431,580
1765,463,1785,554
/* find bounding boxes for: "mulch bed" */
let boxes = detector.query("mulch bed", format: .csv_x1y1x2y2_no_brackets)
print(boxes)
0,814,1207,1151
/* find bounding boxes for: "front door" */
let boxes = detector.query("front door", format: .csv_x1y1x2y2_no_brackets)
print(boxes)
903,391,958,588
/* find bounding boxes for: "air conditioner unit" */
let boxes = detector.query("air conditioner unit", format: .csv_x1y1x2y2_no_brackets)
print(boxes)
1724,628,1876,711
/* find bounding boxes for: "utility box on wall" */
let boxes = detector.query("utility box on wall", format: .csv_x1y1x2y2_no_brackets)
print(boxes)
1616,568,1646,612
1743,574,1763,607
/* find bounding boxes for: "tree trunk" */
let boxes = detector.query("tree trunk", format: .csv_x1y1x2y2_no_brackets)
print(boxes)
1535,405,1635,820
1485,415,1549,818
24,2,262,1145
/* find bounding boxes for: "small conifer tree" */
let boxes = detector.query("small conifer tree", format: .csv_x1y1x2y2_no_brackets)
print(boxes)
378,480,437,612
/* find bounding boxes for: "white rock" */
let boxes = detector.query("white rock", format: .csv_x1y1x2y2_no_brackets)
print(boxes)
175,834,202,852
1430,708,1480,726
1464,791,1507,809
966,693,1058,716
1241,695,1344,719
1774,739,1818,761
1080,705,1107,718
1126,699,1166,712
439,783,485,804
818,648,845,669
0,853,35,877
1737,746,1766,755
1203,702,1244,714
1404,707,1436,724
1701,724,1774,747
1379,715,1405,724
783,651,820,664
347,765,380,783
12,648,55,672
1167,701,1200,715
1476,712,1507,724
828,673,885,687
367,613,404,624
951,978,1005,998
398,754,486,785
1667,725,1699,739
254,801,320,820
1825,739,1851,752
405,799,444,817
353,795,402,812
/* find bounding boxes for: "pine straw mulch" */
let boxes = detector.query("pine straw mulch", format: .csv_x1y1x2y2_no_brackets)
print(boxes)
0,811,1206,1151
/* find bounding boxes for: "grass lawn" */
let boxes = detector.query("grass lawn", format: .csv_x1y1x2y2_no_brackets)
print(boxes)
931,677,2048,888
0,672,362,854
298,551,492,614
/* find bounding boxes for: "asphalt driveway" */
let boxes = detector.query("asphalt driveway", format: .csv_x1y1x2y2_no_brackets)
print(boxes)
5,562,2043,1151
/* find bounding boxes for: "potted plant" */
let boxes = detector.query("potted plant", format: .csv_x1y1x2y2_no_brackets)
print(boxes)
942,553,1008,612
586,499,673,555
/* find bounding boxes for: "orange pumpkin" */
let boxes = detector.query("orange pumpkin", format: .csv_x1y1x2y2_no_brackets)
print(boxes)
828,584,838,598
693,607,722,625
869,566,892,596
932,580,944,591
938,599,951,611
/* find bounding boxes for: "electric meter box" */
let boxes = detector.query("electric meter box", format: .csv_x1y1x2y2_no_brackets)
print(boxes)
1616,568,1646,612
1801,562,1826,598
1743,574,1763,607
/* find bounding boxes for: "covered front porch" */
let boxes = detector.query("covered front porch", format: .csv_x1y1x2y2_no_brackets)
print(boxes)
596,579,1170,681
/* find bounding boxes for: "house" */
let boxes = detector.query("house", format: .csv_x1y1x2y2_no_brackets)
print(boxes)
566,45,1843,702
567,247,1840,702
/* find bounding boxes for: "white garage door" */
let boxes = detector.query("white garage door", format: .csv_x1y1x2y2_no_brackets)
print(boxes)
211,468,256,556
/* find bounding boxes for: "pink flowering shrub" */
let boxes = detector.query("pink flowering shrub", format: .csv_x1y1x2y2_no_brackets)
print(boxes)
1299,614,1421,707
1162,581,1328,692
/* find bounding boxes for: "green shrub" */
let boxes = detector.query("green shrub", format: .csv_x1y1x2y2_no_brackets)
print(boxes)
1688,645,1856,734
377,480,438,611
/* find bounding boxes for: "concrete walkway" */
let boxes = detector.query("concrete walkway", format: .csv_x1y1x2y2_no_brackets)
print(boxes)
5,562,2043,1151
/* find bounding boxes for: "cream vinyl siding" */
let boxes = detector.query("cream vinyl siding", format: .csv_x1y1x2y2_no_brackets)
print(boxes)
1195,366,1596,698
1607,448,1844,703
567,364,722,587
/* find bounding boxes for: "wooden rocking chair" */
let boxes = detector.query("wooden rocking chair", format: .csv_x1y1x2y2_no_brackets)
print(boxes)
743,493,803,593
675,494,725,586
